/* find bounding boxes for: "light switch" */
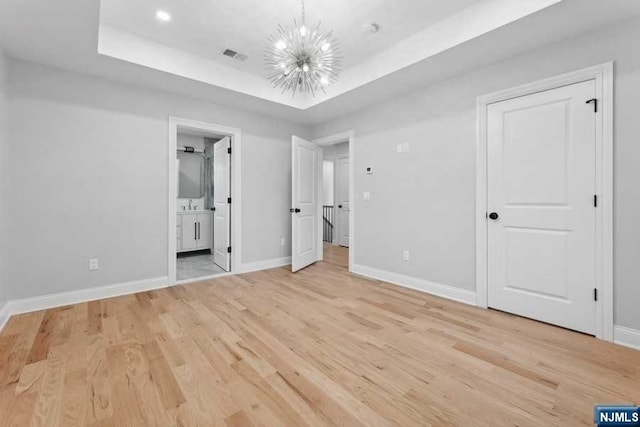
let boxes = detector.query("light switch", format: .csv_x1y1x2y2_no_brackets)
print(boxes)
403,142,410,152
396,144,403,153
363,191,371,200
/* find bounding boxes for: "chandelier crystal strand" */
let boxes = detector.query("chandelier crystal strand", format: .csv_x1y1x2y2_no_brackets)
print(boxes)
264,0,341,97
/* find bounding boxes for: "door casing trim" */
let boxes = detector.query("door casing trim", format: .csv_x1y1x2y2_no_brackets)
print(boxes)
312,131,355,272
475,62,614,341
168,117,242,282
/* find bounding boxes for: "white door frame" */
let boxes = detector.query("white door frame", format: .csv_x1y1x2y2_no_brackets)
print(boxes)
475,63,614,341
168,117,242,283
312,131,355,271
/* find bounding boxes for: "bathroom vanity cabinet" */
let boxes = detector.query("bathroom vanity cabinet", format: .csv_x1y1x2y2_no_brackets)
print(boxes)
177,211,212,252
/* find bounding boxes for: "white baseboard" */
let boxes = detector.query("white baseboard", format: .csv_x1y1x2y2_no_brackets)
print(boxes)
614,325,640,351
352,264,476,306
0,301,10,332
6,276,170,317
0,256,296,332
239,257,291,274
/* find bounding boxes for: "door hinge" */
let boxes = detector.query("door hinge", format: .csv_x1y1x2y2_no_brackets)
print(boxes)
227,197,232,204
594,288,598,301
586,98,598,113
227,147,232,154
594,194,598,207
227,246,232,253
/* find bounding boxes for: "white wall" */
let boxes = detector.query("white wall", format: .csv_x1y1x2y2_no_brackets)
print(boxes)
312,17,640,330
0,48,8,309
7,59,309,301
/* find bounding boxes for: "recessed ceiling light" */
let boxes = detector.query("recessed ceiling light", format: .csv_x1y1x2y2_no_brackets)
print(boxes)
156,10,171,22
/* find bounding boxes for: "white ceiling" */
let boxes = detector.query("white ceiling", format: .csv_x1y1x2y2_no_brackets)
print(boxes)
99,0,480,77
96,0,568,109
1,0,640,124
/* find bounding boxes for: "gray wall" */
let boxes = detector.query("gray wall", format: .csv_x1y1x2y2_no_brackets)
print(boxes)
312,17,640,330
0,49,8,307
7,59,309,301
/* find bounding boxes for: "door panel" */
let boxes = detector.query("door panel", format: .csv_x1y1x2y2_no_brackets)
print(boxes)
213,137,231,271
337,156,350,247
198,213,212,250
292,136,318,272
180,214,198,251
487,80,596,335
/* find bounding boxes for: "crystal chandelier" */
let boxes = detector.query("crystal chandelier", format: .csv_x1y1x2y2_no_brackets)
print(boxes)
265,0,341,97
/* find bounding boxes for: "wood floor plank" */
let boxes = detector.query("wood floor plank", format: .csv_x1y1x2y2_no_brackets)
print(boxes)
0,244,638,426
26,311,57,365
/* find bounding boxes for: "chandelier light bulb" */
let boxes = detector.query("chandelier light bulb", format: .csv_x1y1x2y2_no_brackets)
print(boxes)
321,42,331,52
302,63,309,72
299,25,308,37
320,76,329,86
275,40,287,50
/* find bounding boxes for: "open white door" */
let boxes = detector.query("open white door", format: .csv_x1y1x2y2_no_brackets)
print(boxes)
337,156,350,247
213,136,231,271
291,135,319,272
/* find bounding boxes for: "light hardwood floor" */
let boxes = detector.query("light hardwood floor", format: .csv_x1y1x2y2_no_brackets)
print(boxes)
0,244,638,426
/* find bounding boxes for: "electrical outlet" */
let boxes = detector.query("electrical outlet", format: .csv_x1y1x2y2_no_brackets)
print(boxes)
403,250,410,261
403,142,410,152
89,258,100,271
363,191,371,200
281,238,286,247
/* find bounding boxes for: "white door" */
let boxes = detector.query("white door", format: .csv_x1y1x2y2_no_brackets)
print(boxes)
337,156,350,247
291,135,319,272
487,80,597,335
213,136,231,271
180,213,198,251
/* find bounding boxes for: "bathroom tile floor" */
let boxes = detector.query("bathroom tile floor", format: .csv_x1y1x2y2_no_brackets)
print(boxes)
177,250,226,280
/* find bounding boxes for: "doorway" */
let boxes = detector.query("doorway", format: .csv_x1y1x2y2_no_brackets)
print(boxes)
322,142,350,248
168,118,242,284
289,131,354,273
475,63,613,341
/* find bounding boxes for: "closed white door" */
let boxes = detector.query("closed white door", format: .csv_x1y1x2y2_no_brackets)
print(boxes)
180,214,198,251
487,80,597,335
197,213,212,250
291,135,319,272
213,136,231,271
337,156,350,247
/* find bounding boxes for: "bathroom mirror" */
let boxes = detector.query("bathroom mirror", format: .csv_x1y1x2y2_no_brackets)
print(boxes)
177,151,205,198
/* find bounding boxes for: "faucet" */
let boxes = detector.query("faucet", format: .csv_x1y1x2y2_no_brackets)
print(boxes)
188,199,193,210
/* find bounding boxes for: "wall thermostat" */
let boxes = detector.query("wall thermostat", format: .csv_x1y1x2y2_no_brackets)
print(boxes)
366,166,373,175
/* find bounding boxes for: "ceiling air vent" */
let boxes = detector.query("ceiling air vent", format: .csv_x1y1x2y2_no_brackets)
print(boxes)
221,48,248,62
222,48,238,58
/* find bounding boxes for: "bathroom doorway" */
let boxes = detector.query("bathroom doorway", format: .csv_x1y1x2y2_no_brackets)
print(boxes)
168,118,242,284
